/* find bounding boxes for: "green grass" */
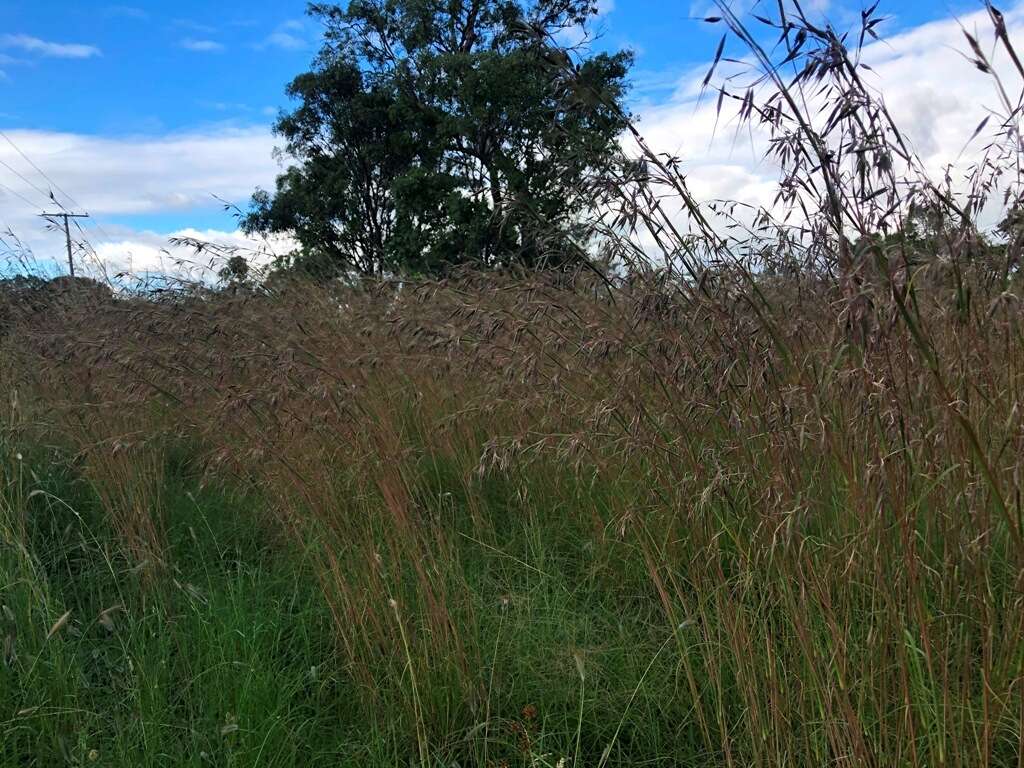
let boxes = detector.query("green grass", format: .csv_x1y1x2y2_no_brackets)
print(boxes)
4,418,1018,766
2,460,338,766
2,272,1022,767
0,442,704,767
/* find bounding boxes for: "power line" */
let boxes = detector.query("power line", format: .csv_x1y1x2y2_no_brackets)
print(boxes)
0,130,179,287
40,211,89,277
0,167,93,275
0,129,119,247
0,159,56,207
0,130,80,210
0,177,46,210
0,178,104,279
74,216,117,252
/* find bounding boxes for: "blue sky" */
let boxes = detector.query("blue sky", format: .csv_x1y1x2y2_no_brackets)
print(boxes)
1,1,958,135
1,1,322,236
0,0,1015,275
1,2,313,136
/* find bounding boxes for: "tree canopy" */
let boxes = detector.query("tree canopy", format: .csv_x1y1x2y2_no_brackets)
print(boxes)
243,0,632,278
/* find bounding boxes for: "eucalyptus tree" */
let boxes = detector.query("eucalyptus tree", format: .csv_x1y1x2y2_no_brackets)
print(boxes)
244,0,632,277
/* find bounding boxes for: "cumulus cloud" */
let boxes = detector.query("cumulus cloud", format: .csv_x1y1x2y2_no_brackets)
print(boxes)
0,127,279,216
258,19,314,51
0,34,102,60
0,127,284,279
557,0,617,48
633,2,1024,220
105,6,149,20
3,2,1024,279
181,38,226,53
90,227,295,279
4,223,294,285
263,32,306,50
173,19,217,35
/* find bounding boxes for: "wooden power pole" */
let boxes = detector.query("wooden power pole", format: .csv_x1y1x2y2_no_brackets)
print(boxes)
40,211,90,277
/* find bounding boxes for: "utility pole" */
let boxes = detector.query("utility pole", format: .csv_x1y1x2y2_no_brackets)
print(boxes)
40,211,89,277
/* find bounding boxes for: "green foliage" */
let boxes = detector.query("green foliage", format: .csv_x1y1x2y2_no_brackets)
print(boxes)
217,254,252,288
244,0,632,278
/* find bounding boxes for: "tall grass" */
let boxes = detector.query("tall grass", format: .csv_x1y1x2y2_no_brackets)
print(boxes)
2,261,1022,766
2,1,1024,765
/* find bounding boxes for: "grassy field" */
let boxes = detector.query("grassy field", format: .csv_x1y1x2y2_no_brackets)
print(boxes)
0,271,1021,767
2,3,1024,765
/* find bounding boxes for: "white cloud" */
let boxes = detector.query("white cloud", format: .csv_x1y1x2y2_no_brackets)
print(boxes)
105,6,148,20
0,127,285,279
3,223,294,285
0,126,280,217
0,34,102,60
174,19,217,35
262,31,307,51
557,0,617,49
181,38,226,53
258,19,314,51
4,2,1024,280
632,2,1024,227
90,227,294,279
